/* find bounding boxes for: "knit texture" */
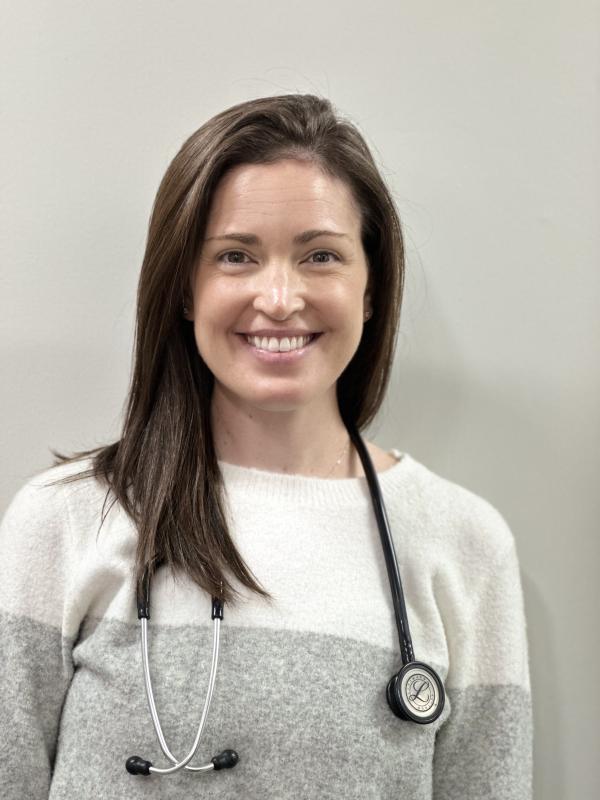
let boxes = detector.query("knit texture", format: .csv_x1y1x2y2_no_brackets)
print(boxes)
0,450,533,799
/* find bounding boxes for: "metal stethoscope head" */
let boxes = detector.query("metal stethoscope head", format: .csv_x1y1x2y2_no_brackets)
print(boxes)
126,417,445,778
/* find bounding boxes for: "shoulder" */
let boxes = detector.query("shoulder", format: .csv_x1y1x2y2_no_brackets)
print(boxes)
387,451,516,568
0,457,115,626
1,456,115,541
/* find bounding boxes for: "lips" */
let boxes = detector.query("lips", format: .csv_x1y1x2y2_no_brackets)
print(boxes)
236,332,322,359
237,332,322,347
240,331,320,338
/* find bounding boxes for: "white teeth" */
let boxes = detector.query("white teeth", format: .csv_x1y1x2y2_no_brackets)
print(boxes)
246,335,313,352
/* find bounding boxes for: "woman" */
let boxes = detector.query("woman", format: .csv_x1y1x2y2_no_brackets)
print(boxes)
0,94,532,798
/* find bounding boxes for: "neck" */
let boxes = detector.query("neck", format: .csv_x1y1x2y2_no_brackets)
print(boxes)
210,385,359,478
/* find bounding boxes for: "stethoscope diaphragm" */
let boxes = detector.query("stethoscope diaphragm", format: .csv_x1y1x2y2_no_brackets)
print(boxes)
386,661,445,724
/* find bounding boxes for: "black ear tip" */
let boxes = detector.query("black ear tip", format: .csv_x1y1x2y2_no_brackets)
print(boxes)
212,749,239,770
126,755,152,775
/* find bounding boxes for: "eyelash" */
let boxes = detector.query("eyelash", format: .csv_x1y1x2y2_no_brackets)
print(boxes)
217,249,340,265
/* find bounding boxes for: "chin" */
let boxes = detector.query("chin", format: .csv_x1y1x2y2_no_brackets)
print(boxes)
241,392,316,414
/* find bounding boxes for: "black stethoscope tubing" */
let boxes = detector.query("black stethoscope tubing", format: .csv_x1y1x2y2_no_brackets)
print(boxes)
126,418,445,778
346,419,415,664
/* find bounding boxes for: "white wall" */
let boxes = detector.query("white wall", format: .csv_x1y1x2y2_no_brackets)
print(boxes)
1,1,598,797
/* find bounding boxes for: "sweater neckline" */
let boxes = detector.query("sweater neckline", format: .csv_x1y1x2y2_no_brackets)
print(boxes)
217,449,413,508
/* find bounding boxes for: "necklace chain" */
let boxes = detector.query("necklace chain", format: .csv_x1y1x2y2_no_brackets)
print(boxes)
323,436,351,478
215,411,352,478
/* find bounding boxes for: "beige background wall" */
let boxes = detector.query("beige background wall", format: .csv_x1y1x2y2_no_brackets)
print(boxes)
1,2,598,797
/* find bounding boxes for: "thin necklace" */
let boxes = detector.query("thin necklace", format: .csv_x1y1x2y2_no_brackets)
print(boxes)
323,436,352,479
214,412,352,478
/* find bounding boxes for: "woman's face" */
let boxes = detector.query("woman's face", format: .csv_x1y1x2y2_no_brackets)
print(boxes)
188,158,372,415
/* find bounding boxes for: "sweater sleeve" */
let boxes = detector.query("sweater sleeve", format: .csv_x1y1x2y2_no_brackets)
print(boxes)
0,475,76,799
432,526,533,799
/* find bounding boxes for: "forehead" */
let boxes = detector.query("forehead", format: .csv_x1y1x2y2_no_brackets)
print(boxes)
205,159,361,233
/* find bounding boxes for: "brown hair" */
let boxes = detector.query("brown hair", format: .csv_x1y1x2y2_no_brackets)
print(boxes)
44,93,405,607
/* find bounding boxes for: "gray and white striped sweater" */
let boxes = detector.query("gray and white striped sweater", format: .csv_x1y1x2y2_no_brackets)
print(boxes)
0,450,532,799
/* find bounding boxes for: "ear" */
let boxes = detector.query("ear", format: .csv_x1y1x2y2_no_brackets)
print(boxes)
182,285,194,320
182,299,193,320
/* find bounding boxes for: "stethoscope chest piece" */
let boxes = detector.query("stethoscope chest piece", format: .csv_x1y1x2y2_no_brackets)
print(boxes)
386,661,445,724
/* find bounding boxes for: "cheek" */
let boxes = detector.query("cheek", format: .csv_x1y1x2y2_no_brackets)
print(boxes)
191,308,240,365
193,322,225,358
194,278,243,330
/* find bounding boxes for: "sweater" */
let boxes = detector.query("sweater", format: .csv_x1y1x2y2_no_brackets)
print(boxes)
0,449,533,799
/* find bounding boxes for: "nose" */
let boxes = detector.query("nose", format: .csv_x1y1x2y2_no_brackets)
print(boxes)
251,262,306,320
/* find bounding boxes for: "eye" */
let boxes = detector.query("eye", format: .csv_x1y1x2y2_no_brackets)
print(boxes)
308,250,339,264
216,249,340,265
218,250,250,264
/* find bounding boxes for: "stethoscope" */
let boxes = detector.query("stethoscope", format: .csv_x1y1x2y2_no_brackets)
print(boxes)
126,417,445,778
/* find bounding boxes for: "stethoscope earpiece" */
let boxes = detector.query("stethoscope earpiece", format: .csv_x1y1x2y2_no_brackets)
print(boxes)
386,661,445,724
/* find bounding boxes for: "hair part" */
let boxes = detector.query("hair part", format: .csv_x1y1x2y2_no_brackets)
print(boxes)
44,93,405,608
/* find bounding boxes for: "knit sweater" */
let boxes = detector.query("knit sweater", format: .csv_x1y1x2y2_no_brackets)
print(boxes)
0,449,533,799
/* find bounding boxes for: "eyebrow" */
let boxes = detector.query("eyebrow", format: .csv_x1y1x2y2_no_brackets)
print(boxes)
204,229,350,245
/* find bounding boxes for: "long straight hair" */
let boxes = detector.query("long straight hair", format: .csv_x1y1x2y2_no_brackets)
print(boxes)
44,93,405,607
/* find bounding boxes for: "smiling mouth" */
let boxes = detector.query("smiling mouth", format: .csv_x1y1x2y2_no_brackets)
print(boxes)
237,332,322,352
